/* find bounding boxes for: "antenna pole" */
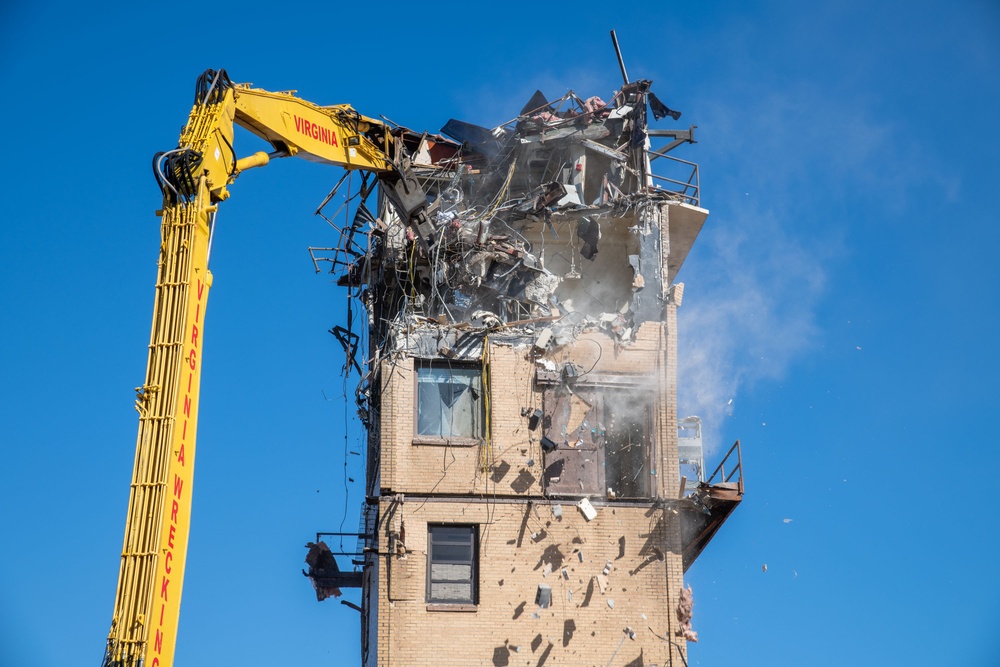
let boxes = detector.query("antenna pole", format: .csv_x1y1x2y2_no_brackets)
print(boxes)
610,30,630,85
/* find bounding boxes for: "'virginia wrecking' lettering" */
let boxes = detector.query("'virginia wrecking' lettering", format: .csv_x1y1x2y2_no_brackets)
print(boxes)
151,275,206,665
294,115,339,147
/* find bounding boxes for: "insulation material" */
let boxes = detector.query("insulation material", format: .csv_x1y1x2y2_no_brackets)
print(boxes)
675,584,698,642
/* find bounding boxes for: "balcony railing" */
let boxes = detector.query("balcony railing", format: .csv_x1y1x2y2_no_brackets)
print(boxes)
648,151,700,207
705,439,743,495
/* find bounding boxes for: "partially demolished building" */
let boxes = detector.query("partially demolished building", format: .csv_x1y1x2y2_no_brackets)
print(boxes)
307,72,744,667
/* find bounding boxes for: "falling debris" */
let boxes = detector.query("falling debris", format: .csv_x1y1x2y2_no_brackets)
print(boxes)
536,584,553,608
674,585,698,642
577,498,598,521
762,564,767,573
302,541,360,601
782,518,793,523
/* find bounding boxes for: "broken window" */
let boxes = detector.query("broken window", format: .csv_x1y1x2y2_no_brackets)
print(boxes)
541,381,652,499
427,524,478,604
603,392,651,498
415,360,484,440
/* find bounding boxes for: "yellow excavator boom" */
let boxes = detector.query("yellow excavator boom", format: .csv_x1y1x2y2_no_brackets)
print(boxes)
102,69,407,667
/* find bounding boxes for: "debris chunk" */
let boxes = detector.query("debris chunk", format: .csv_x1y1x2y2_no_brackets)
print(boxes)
536,584,552,608
577,497,597,521
674,585,698,642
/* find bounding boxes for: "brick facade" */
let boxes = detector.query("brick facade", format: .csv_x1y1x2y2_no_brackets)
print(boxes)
362,201,705,667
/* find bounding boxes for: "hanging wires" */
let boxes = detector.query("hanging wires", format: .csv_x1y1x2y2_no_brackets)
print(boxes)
479,334,492,473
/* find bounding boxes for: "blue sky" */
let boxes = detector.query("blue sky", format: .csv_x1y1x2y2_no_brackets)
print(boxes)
1,1,997,665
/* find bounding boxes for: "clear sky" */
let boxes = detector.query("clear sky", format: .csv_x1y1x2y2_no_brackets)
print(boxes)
1,1,997,665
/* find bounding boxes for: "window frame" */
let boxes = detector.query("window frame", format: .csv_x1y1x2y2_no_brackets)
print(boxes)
412,359,486,446
426,523,479,607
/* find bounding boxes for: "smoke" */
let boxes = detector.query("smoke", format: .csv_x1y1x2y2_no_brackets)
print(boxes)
677,200,827,454
674,84,861,454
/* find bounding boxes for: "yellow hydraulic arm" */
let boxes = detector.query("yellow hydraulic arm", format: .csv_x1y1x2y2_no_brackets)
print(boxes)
101,69,413,667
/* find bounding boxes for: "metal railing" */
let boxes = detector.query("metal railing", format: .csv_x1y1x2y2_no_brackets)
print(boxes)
648,152,700,207
705,439,743,495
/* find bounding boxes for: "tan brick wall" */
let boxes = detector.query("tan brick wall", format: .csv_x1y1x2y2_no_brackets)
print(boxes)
379,344,544,496
380,325,679,503
375,497,688,667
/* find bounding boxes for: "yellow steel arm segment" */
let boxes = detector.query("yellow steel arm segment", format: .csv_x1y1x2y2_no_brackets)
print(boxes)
102,178,213,667
102,68,401,667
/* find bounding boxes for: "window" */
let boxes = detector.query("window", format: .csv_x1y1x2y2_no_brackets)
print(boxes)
427,524,477,604
602,391,651,498
416,360,484,440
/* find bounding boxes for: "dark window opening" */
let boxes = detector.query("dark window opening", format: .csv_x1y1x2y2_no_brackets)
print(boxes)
427,524,478,604
541,384,652,499
603,395,651,498
416,360,484,439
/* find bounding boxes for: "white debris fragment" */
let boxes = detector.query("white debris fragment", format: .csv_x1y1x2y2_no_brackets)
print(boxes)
536,358,557,371
782,518,793,523
607,598,615,609
577,497,597,521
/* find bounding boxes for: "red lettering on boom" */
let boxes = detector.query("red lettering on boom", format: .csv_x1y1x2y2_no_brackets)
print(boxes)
160,576,169,601
155,629,163,653
293,114,338,147
190,324,199,347
174,474,183,499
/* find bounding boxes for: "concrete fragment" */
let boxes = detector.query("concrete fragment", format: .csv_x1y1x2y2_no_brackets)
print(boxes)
607,598,615,609
596,574,608,594
551,504,563,519
535,584,552,608
577,498,597,521
534,328,553,353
